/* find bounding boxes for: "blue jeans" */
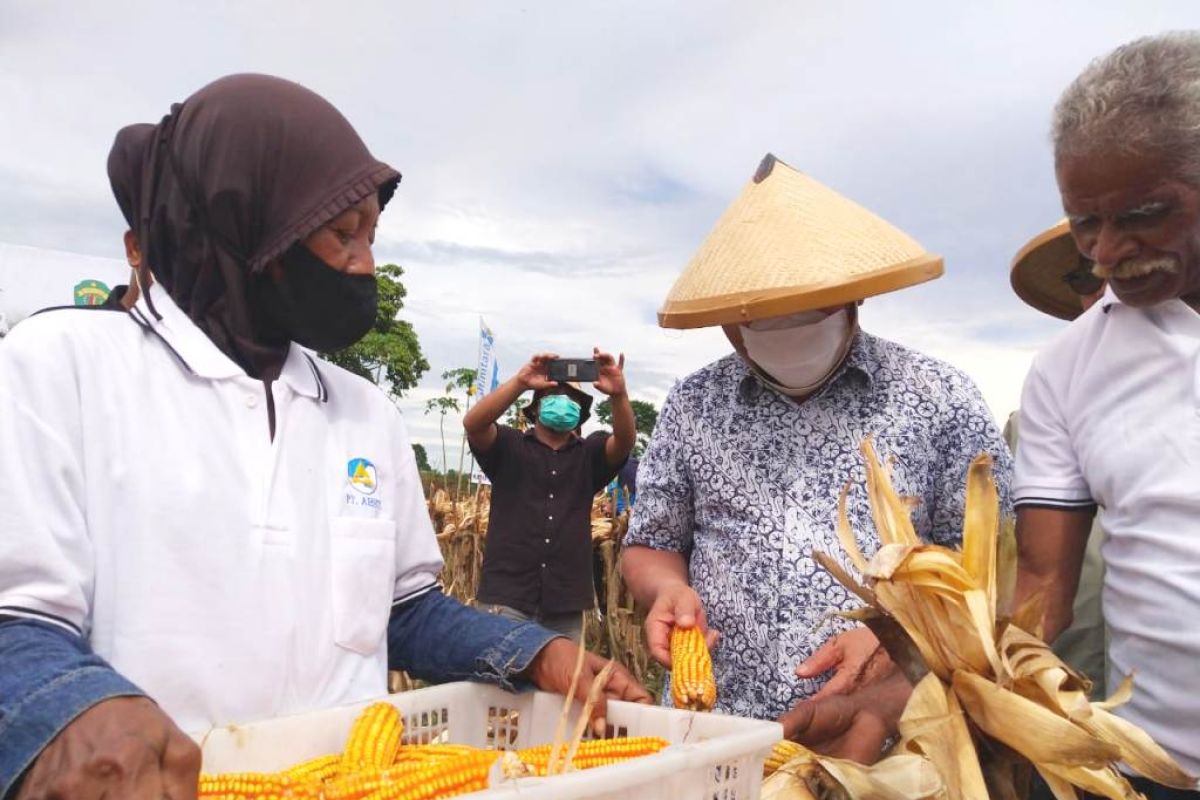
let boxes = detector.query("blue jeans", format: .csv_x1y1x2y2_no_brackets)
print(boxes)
0,588,559,796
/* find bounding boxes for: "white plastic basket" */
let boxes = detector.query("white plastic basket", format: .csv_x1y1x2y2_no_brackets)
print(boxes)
195,681,781,799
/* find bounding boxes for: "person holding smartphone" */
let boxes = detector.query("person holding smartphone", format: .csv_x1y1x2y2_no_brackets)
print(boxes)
464,349,636,641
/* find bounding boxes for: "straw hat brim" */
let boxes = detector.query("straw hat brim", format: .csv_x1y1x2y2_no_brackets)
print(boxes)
657,254,942,328
1010,220,1082,321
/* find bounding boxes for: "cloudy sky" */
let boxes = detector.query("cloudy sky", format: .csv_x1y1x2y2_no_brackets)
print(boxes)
2,1,1198,466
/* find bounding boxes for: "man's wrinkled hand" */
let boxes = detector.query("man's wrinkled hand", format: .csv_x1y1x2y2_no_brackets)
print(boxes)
644,583,719,669
15,695,200,800
777,671,911,764
525,638,652,727
795,626,894,700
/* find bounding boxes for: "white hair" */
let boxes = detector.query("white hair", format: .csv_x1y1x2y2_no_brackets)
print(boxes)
1053,31,1200,183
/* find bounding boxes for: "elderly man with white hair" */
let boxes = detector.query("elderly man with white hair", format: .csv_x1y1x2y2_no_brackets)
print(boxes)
1015,32,1200,798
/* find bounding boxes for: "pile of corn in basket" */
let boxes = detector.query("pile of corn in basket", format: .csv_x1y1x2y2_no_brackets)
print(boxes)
200,699,668,800
763,439,1196,800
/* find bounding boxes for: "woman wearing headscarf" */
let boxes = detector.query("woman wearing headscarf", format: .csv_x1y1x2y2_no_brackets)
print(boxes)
0,74,648,798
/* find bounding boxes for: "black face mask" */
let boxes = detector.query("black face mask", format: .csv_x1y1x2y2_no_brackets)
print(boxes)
257,242,378,352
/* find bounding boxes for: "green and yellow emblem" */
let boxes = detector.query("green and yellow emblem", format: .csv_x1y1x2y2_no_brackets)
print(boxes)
73,279,111,307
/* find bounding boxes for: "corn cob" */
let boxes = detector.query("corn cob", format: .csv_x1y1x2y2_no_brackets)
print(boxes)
516,736,669,775
198,772,319,799
391,744,481,764
281,753,342,784
323,751,499,800
340,702,404,774
763,739,806,777
669,625,716,711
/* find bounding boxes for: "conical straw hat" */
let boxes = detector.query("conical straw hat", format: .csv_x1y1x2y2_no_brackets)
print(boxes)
1010,219,1093,321
658,154,943,329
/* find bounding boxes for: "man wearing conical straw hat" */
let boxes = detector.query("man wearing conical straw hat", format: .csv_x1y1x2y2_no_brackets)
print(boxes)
621,153,1013,760
1014,32,1200,793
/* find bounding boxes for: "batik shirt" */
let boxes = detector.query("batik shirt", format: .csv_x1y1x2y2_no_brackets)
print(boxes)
625,331,1013,721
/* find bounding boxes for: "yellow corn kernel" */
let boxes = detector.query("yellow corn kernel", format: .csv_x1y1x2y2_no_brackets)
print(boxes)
281,753,342,783
392,743,481,764
670,625,717,711
324,751,499,800
517,736,669,775
341,702,404,774
763,739,807,776
198,772,319,799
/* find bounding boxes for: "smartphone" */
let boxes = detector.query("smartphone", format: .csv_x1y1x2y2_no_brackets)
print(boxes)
547,358,599,382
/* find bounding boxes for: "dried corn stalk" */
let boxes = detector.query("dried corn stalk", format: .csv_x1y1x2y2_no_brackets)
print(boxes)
778,439,1196,800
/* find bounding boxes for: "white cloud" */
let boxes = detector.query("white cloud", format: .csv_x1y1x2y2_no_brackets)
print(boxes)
2,0,1198,467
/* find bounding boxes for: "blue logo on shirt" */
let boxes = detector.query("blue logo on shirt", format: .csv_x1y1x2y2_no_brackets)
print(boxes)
347,458,378,495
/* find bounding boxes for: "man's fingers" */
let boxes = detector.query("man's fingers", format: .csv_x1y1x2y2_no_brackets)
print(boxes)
604,663,653,704
704,628,720,651
795,637,842,678
646,615,674,667
779,696,855,744
617,353,625,370
161,733,202,800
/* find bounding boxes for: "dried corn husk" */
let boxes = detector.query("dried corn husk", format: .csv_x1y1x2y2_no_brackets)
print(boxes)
805,439,1195,800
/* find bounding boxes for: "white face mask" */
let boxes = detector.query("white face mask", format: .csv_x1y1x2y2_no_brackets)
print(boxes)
739,308,854,394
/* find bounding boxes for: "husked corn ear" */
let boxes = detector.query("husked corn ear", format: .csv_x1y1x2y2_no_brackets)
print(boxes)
763,739,807,776
324,751,499,800
517,736,669,775
670,625,716,711
198,772,318,799
392,743,481,764
341,702,404,774
281,753,341,783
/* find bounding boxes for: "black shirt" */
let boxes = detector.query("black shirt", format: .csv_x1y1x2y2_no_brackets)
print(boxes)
472,426,620,615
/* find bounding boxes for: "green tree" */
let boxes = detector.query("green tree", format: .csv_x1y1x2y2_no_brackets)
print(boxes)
321,264,429,397
424,394,460,489
411,443,431,472
595,398,659,456
505,397,530,431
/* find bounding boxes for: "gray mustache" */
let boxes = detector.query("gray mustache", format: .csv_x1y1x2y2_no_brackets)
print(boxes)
1092,256,1180,280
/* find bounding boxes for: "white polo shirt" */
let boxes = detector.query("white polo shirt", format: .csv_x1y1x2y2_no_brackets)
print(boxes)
0,285,443,733
1014,287,1200,775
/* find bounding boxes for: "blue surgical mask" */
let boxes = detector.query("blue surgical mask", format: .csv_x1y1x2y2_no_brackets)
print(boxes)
538,394,581,432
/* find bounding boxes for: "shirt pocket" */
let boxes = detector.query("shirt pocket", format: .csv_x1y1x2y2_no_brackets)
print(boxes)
329,517,396,655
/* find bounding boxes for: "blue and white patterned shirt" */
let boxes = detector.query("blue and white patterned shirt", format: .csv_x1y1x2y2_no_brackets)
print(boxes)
625,331,1013,721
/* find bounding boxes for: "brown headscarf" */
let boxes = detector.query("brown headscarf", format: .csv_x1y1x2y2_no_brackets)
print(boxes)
107,123,154,228
125,74,400,378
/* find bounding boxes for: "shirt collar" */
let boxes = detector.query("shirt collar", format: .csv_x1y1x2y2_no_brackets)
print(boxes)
129,283,327,400
522,427,583,449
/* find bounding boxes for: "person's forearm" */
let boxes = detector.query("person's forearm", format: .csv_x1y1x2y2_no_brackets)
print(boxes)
1014,506,1093,643
608,391,637,457
620,545,689,611
387,588,559,691
0,619,145,794
462,377,526,435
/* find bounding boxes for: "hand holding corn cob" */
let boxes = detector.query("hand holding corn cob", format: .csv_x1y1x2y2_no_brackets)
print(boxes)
669,625,717,711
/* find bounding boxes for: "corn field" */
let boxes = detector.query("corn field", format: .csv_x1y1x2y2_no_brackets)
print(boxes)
390,484,662,696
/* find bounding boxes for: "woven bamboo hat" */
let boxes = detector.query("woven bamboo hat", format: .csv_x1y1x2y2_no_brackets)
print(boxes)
657,154,943,329
1010,219,1096,321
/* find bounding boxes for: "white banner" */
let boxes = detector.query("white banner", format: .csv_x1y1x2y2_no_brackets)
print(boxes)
471,318,500,486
